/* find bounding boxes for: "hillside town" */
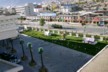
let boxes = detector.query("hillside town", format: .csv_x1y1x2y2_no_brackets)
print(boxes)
0,0,108,72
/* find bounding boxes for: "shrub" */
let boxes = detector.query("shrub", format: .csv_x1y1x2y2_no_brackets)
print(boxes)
94,35,100,40
40,18,45,26
51,24,62,29
72,32,76,36
27,27,32,31
79,33,83,37
86,34,91,37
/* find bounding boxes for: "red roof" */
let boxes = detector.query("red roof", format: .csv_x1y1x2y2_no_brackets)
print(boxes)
35,5,42,8
92,17,100,22
77,17,86,21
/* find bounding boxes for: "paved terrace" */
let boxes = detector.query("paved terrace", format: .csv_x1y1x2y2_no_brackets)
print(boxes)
77,45,108,72
0,35,92,72
0,59,23,72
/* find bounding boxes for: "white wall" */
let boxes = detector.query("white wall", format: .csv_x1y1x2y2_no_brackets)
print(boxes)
0,15,19,40
24,3,35,16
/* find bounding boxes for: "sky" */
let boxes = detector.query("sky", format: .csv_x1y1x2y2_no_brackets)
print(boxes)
0,0,43,7
0,0,73,7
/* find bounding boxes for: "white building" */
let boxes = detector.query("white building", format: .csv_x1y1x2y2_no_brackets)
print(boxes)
34,7,43,13
60,4,79,14
15,3,35,16
15,6,25,16
0,14,19,40
24,3,35,16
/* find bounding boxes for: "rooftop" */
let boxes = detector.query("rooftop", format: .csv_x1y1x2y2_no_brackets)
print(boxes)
61,4,77,7
0,59,23,72
77,45,108,72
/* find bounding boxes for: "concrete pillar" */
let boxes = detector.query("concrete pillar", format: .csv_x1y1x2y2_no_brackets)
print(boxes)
32,27,34,30
47,29,50,32
40,29,43,32
91,35,94,38
23,25,28,30
76,33,79,37
58,31,60,35
35,28,38,31
100,36,103,41
43,29,46,32
52,30,55,34
83,34,86,38
39,28,41,31
69,32,72,36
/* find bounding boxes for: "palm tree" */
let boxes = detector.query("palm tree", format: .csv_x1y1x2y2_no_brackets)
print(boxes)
19,39,27,61
27,42,36,66
38,47,48,72
9,39,16,53
19,16,26,24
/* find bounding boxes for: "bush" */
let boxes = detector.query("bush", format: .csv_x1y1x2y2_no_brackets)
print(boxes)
94,35,100,40
51,24,62,29
40,18,45,26
86,34,91,37
27,27,32,31
23,30,107,55
72,32,76,36
79,33,83,37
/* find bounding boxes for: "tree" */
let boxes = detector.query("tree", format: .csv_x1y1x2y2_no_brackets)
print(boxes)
9,39,16,53
40,18,45,26
19,39,27,61
27,42,36,66
51,2,58,11
81,22,86,26
38,47,48,72
19,16,26,24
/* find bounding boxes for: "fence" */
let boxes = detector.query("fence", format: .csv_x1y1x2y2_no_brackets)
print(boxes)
24,26,108,41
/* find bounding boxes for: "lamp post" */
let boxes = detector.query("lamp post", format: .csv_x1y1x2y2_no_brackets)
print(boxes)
83,23,87,34
19,39,27,61
2,40,5,47
9,39,16,53
27,42,36,66
6,39,10,49
38,47,48,72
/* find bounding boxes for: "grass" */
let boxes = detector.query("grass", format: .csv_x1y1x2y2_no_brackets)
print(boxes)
23,30,107,56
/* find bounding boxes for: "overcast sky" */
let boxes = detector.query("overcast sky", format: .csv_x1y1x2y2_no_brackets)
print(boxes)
0,0,43,7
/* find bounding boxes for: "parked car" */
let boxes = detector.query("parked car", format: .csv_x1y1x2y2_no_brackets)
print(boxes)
0,52,21,64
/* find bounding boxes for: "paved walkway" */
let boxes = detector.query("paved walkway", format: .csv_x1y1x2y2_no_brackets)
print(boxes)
78,46,108,72
0,35,92,72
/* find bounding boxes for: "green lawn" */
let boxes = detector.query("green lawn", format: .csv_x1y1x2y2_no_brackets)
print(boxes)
23,30,107,56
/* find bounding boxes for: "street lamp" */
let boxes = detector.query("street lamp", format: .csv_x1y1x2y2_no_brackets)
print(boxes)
38,47,48,72
6,39,11,49
2,40,5,47
83,25,86,34
27,42,36,66
9,39,16,53
19,39,27,61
